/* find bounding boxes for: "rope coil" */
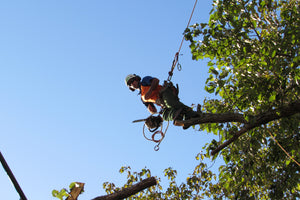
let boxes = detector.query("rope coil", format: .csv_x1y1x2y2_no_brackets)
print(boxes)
143,120,170,151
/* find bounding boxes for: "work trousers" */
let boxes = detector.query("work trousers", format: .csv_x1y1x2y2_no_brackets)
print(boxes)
159,86,195,121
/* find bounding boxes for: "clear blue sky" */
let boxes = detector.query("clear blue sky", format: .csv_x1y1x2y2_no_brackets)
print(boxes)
0,1,222,199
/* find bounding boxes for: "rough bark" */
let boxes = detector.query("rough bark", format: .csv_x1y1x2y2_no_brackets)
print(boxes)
92,177,157,200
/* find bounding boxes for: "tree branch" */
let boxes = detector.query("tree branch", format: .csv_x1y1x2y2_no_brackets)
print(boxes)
92,177,157,200
175,101,300,154
66,182,85,200
175,112,248,127
211,100,300,155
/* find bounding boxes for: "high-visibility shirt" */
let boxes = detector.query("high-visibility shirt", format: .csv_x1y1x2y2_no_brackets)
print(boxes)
140,76,162,103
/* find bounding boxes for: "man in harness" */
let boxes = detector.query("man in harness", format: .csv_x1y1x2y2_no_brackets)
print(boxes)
125,74,199,129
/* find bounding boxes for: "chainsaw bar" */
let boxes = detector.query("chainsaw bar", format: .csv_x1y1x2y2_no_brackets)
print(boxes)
132,118,147,123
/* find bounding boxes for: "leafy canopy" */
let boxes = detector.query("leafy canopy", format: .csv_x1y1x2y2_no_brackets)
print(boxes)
183,0,299,199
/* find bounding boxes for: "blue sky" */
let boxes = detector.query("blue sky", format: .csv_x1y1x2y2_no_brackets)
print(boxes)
0,1,223,199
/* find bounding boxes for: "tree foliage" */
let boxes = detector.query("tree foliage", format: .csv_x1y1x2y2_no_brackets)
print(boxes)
101,156,219,200
183,0,299,198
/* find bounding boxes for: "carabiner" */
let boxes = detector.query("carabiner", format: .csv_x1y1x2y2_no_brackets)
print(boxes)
177,63,182,71
154,144,160,151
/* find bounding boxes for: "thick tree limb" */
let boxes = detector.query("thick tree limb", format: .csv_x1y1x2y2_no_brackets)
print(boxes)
176,100,300,155
92,177,157,200
175,112,248,127
211,100,300,155
179,100,299,127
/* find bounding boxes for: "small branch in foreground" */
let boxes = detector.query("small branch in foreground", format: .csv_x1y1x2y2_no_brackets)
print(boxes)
92,177,157,200
66,182,85,200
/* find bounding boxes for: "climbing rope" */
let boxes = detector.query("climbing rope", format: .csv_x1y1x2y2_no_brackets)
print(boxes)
267,129,300,167
143,120,170,151
167,0,198,81
133,114,169,151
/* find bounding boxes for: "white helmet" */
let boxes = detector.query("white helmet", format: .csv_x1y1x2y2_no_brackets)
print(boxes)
125,74,141,91
125,74,136,86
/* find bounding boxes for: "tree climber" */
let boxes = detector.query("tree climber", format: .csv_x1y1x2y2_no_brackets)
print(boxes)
125,74,199,129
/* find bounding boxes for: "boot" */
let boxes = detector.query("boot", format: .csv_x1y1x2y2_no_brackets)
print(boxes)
182,107,200,130
172,108,183,121
182,107,200,120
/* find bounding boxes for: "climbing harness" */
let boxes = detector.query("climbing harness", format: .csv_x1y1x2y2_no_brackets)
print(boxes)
167,0,198,81
133,114,169,151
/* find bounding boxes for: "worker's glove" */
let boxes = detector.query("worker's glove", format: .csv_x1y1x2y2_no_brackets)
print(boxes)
145,115,163,132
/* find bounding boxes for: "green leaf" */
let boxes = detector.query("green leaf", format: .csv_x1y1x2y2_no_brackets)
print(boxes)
52,190,59,197
210,67,219,75
69,182,76,190
271,50,276,58
261,61,268,66
269,94,276,102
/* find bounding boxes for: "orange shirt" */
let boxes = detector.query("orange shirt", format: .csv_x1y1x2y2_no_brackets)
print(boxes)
141,85,162,103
